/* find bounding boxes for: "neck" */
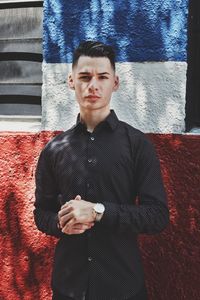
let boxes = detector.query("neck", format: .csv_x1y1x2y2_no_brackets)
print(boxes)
79,107,110,132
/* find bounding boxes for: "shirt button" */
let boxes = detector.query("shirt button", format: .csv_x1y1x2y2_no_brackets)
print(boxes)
92,158,97,164
87,182,90,188
88,257,92,262
88,158,92,163
90,136,95,141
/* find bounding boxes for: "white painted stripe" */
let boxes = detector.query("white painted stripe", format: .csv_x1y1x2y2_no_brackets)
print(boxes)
42,62,187,134
0,115,41,132
0,0,42,3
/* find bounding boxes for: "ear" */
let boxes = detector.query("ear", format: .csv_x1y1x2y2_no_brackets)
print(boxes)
68,74,75,90
113,75,119,92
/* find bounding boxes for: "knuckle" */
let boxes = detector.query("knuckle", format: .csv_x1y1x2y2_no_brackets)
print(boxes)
72,211,78,219
60,217,65,226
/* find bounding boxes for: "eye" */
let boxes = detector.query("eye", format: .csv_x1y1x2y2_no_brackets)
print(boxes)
79,76,91,81
99,75,108,79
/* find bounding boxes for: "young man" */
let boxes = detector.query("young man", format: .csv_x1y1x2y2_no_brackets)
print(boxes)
34,41,169,300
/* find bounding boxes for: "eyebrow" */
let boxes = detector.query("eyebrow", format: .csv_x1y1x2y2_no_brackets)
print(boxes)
78,72,110,75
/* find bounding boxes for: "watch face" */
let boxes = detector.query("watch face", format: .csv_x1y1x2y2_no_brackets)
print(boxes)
95,203,105,214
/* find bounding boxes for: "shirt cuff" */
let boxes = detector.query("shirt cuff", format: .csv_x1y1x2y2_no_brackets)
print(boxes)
100,202,119,228
52,214,65,238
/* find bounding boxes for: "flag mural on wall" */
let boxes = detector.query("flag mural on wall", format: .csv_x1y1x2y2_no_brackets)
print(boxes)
42,0,188,132
1,1,200,299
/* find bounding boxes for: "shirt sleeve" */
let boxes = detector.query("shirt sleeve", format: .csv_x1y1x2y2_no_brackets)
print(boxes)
34,147,64,238
100,135,169,234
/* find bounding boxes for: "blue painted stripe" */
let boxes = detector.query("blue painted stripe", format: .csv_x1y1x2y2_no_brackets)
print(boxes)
43,0,188,63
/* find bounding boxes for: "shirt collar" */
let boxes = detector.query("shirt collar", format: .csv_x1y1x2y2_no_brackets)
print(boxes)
75,110,119,132
104,110,119,130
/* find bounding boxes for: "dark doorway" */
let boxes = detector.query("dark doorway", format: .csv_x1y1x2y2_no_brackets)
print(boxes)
185,0,200,131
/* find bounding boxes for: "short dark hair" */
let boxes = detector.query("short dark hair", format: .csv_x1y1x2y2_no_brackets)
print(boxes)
72,40,116,71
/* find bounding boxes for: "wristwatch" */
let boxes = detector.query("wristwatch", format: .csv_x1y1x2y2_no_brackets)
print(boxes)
93,203,105,222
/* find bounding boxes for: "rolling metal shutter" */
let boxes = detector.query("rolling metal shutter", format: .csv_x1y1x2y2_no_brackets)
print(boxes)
0,0,43,116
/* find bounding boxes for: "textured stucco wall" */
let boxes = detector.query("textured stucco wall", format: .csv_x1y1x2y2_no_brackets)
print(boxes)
42,61,187,132
1,1,198,300
42,0,188,133
0,133,199,300
43,0,188,63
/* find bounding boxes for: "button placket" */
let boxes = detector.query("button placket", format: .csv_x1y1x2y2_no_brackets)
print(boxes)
86,132,96,199
87,231,95,266
87,134,97,166
86,182,90,188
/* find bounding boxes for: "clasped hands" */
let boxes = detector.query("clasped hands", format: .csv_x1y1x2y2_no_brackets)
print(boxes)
58,195,96,235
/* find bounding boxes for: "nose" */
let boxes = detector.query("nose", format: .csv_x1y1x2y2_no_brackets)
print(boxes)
88,77,98,92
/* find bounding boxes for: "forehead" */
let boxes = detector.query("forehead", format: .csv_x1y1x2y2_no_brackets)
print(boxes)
74,56,113,73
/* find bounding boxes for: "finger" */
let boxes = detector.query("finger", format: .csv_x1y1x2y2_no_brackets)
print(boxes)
83,222,94,227
61,217,76,232
82,222,94,227
64,229,85,235
62,221,93,234
58,206,73,218
60,212,75,228
73,224,93,230
61,200,73,209
66,221,94,232
74,222,94,226
72,226,88,231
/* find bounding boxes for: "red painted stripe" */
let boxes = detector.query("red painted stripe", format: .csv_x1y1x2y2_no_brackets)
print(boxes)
0,132,199,299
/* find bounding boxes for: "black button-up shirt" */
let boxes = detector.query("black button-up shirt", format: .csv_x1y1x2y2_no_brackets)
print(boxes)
34,110,169,300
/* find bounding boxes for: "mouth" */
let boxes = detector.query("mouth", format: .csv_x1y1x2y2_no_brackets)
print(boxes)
85,95,101,101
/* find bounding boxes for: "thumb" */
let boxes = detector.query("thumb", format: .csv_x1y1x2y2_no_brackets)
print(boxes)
75,195,81,200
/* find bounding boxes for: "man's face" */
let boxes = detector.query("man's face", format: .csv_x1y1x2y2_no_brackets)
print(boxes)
68,56,119,112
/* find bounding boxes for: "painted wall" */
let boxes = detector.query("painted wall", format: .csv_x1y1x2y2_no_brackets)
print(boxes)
43,0,188,63
42,0,188,133
42,62,187,133
0,133,200,300
1,0,200,299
